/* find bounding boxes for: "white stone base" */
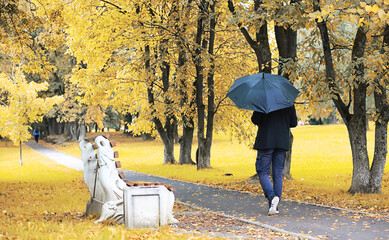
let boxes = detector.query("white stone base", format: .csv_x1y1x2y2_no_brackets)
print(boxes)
124,185,174,228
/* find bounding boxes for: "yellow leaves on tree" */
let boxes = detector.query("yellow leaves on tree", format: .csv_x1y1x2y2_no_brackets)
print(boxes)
85,105,105,130
0,70,63,145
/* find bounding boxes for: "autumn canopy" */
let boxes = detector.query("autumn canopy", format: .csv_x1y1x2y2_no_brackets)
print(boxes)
0,0,388,194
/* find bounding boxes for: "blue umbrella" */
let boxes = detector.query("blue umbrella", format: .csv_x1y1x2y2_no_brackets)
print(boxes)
227,72,299,113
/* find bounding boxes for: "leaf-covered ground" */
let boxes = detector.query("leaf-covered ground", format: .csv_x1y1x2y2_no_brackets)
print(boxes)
0,145,299,239
173,204,299,239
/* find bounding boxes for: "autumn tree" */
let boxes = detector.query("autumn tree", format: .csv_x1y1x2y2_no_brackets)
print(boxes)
177,0,256,169
0,0,87,142
0,70,62,164
227,0,300,178
55,0,182,164
228,0,272,73
192,0,217,169
30,0,93,141
54,0,252,168
0,0,63,163
298,0,389,193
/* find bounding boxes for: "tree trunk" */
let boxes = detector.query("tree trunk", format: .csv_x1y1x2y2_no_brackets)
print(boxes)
179,123,195,165
79,121,86,141
195,0,216,170
19,141,23,165
313,2,350,123
274,4,298,179
194,0,207,169
347,117,370,194
201,0,217,169
47,118,57,135
163,137,175,165
197,137,211,170
64,122,70,138
283,131,293,179
175,0,196,165
145,45,176,164
255,21,272,73
160,37,176,164
369,25,389,193
63,121,80,141
173,123,179,144
152,117,176,164
348,26,369,194
123,113,132,135
71,121,80,141
369,120,387,193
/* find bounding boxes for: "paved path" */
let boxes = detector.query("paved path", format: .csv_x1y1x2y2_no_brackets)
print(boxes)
25,141,389,240
25,141,83,171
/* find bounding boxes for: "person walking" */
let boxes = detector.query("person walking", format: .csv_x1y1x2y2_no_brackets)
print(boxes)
251,105,297,215
33,128,40,144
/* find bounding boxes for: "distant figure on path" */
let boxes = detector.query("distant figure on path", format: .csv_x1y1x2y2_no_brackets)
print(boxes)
251,105,297,215
33,128,40,144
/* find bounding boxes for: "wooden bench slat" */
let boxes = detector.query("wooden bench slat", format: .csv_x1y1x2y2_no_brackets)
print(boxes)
115,161,121,168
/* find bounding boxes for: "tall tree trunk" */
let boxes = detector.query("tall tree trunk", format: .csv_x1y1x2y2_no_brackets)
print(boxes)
369,25,389,193
274,3,298,179
160,35,176,164
145,45,176,164
194,0,208,169
176,2,195,165
195,0,216,170
203,0,217,169
347,26,369,194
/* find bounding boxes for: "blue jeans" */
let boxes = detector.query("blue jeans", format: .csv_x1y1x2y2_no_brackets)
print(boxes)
255,149,286,201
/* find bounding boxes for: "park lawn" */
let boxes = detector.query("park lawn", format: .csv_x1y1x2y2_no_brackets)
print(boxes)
0,145,215,240
47,123,389,214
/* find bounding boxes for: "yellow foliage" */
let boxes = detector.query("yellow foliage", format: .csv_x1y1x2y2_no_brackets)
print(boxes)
0,71,63,145
41,0,258,137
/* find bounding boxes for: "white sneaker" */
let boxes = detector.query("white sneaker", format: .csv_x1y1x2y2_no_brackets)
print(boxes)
268,196,279,215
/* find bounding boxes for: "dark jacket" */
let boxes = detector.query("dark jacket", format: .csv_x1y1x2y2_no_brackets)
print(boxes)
251,105,297,151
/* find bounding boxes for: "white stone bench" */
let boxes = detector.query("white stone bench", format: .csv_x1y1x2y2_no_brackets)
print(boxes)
80,134,178,227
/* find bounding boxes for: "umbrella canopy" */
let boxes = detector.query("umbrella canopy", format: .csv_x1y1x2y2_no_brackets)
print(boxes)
227,72,299,113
